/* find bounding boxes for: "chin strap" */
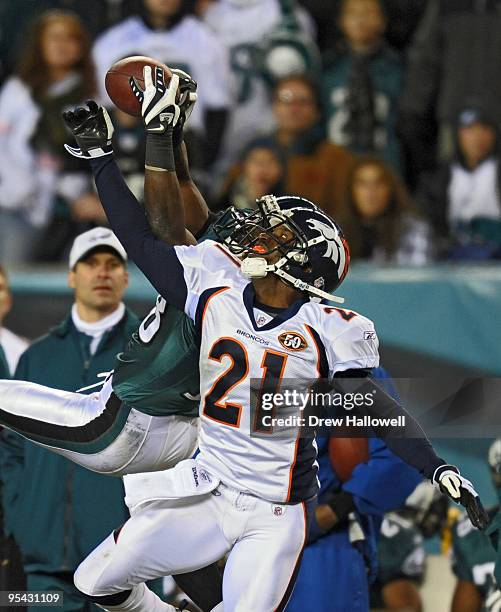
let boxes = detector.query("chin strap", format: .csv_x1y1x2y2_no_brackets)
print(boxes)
240,256,345,304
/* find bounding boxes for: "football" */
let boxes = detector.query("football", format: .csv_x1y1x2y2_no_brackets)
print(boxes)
105,55,172,116
328,437,369,482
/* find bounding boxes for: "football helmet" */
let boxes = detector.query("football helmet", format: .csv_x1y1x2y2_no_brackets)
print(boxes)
214,194,349,303
403,481,449,538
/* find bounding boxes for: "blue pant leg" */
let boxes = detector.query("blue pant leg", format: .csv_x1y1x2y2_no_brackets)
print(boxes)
286,529,369,612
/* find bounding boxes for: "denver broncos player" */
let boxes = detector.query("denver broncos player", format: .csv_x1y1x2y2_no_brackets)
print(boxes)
54,89,489,610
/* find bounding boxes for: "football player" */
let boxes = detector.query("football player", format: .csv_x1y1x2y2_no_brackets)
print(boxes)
0,68,226,612
451,439,501,612
371,481,448,611
0,69,211,476
54,72,489,611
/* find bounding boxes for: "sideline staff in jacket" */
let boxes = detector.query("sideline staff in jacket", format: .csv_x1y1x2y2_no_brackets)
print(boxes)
0,227,137,611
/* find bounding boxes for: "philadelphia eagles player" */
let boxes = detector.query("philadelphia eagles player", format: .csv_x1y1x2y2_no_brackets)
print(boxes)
451,440,501,612
371,482,448,611
0,68,227,612
0,68,216,475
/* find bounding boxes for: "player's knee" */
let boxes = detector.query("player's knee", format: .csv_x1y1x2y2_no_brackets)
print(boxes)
73,532,118,597
74,560,97,597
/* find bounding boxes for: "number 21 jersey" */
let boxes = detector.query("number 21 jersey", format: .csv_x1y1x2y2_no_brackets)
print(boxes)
174,240,379,503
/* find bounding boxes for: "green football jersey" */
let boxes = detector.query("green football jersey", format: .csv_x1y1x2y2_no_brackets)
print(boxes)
370,512,425,609
377,512,426,586
111,218,224,417
452,510,498,598
112,298,200,417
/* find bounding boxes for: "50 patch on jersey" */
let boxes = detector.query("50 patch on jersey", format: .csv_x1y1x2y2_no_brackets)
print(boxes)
278,332,308,352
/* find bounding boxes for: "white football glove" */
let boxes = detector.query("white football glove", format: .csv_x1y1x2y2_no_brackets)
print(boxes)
434,464,490,530
130,65,180,133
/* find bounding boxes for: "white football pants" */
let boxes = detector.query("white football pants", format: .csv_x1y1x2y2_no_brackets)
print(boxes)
0,378,198,475
74,482,309,612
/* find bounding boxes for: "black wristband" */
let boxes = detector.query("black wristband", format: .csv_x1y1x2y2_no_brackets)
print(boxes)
325,491,356,523
145,127,175,171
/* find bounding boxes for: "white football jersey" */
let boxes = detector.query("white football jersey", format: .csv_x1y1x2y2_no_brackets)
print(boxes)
92,16,231,132
203,0,315,171
173,240,379,503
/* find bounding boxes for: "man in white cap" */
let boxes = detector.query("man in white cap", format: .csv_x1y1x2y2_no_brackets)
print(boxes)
0,227,137,612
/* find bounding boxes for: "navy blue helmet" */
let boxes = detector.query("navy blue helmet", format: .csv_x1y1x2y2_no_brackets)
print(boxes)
215,195,350,302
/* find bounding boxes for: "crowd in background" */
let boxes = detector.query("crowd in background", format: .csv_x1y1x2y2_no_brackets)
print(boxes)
1,0,501,267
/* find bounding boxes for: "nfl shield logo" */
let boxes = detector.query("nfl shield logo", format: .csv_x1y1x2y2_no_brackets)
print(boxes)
273,505,283,516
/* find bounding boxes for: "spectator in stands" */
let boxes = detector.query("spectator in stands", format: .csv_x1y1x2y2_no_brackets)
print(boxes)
93,0,231,176
297,0,426,54
199,0,317,178
0,228,137,612
322,0,403,174
339,156,431,264
0,10,104,264
416,106,501,260
399,0,501,185
0,266,28,376
216,140,285,210
242,74,353,217
0,0,136,84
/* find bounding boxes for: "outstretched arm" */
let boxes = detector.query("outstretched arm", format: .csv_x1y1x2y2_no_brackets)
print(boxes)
90,154,188,309
330,371,490,530
142,140,208,242
143,163,194,246
131,66,196,246
63,100,190,310
139,66,209,239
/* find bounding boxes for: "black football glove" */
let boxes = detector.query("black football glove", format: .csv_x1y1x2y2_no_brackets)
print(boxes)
130,65,180,133
63,100,114,159
324,491,356,527
434,464,490,530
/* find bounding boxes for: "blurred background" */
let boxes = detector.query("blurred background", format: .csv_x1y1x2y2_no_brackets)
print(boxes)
1,1,501,610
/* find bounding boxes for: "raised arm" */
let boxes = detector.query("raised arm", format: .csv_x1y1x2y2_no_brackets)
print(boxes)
170,68,210,236
130,65,198,246
330,371,490,530
62,101,189,311
136,67,210,239
174,140,210,236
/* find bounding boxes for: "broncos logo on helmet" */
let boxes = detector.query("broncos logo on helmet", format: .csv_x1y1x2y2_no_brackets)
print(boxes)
305,218,343,263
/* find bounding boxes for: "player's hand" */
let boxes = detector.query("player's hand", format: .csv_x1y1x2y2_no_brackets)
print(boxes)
130,65,180,133
62,100,114,159
434,464,490,530
171,68,197,145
